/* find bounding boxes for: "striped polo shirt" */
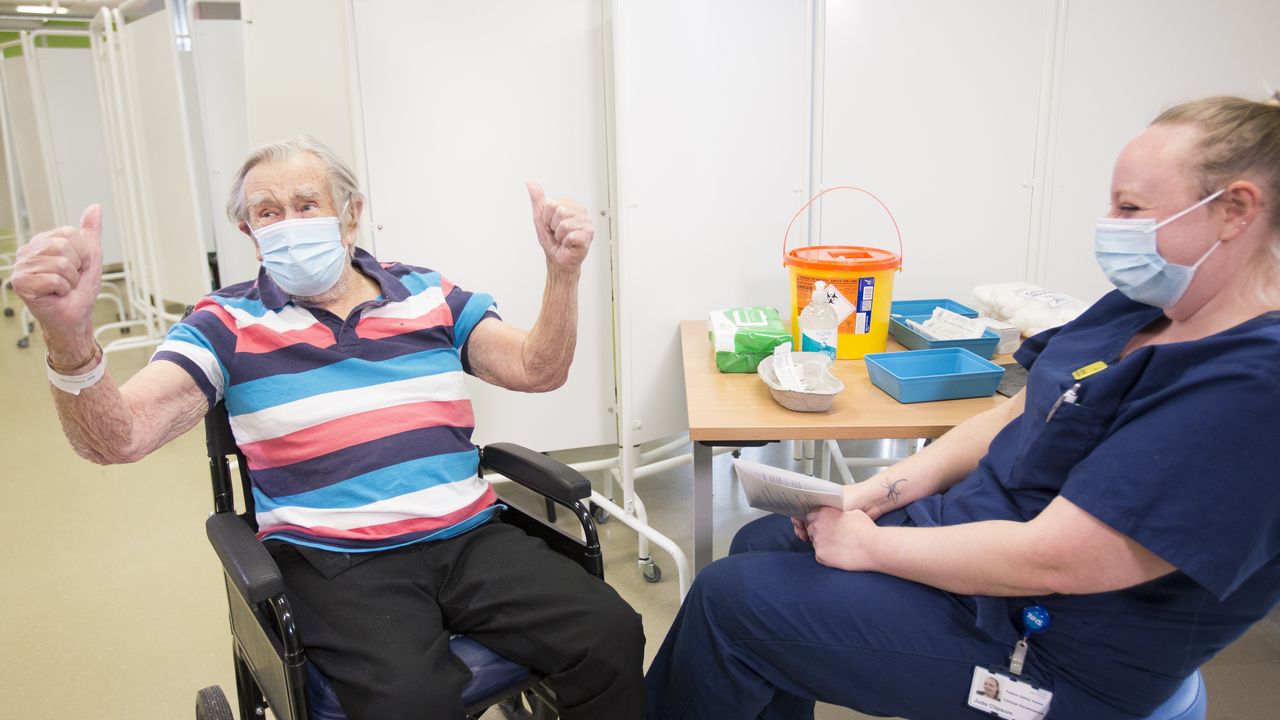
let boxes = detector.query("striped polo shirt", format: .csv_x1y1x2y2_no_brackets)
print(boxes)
152,248,501,552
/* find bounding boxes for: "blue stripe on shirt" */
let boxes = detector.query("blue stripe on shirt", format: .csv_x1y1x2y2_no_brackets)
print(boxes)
453,293,496,350
252,449,480,511
397,269,443,296
212,293,272,317
226,347,462,416
162,323,230,388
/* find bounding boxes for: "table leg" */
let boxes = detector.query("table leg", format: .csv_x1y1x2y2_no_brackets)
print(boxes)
693,441,714,574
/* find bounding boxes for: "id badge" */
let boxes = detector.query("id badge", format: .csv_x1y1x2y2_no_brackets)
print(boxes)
966,666,1053,720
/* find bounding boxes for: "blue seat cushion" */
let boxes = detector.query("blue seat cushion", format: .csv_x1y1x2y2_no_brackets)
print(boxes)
304,635,534,719
1143,670,1206,720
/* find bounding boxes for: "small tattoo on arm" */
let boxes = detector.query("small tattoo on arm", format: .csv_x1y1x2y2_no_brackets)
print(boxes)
881,478,907,504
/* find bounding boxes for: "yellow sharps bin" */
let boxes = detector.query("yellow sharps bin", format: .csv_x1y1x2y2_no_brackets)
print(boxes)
782,187,903,359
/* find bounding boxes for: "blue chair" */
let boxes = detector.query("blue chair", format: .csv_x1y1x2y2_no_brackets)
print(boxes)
1144,669,1207,720
194,402,602,720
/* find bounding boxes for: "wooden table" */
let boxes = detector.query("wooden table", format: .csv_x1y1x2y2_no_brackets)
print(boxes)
680,320,1009,573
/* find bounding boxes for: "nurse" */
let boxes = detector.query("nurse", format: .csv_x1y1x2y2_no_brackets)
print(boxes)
646,95,1280,719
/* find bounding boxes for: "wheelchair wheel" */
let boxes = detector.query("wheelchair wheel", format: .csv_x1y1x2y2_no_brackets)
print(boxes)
195,686,234,720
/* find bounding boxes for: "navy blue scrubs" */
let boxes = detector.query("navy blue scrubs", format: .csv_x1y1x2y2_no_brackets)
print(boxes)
646,291,1280,719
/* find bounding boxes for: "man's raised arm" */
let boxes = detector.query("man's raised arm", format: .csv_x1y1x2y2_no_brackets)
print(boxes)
12,205,209,464
466,181,595,393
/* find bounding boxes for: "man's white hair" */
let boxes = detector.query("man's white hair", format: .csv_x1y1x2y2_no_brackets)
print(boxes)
226,135,364,226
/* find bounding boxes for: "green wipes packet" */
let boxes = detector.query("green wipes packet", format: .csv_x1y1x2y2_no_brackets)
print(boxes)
707,307,792,373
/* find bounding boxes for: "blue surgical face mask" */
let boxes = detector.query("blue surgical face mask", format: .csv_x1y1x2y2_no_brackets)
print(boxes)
253,212,349,298
1093,188,1225,309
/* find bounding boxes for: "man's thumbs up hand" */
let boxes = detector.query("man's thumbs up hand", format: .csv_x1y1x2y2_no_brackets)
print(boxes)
526,180,593,272
12,204,106,352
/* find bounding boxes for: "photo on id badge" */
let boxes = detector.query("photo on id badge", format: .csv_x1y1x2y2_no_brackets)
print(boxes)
966,667,1052,720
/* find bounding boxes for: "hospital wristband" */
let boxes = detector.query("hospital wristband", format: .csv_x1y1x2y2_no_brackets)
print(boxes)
46,345,106,395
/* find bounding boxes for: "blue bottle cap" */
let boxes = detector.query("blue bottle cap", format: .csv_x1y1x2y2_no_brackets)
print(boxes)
1021,605,1051,635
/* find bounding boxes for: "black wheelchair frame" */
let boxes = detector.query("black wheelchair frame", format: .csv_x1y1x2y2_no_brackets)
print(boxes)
198,400,604,720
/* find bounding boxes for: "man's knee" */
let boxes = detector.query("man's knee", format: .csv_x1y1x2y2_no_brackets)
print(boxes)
583,584,645,661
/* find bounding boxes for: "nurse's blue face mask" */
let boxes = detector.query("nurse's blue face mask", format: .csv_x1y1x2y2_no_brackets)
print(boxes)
253,202,351,298
1094,188,1225,309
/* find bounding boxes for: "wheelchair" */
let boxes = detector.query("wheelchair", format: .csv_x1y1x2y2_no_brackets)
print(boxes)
195,400,604,720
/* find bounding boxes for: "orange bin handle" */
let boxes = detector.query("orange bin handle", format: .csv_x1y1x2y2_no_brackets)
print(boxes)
781,186,904,269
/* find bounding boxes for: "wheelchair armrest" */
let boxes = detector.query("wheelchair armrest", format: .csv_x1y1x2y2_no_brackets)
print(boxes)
206,512,285,605
480,443,591,506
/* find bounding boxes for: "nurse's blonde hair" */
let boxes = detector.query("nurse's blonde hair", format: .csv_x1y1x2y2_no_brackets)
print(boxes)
1152,95,1280,242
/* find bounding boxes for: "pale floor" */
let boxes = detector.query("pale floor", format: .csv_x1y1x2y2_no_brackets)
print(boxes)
1,299,1279,719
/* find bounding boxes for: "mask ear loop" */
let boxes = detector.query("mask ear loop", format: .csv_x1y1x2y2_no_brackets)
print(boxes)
1155,188,1228,270
1153,188,1225,230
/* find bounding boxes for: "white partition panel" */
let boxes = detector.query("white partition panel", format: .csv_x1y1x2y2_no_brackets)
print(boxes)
1038,0,1280,302
118,5,211,306
241,0,360,180
613,0,811,443
0,118,12,232
30,45,122,264
351,0,615,451
819,0,1048,306
189,2,256,286
1,55,55,233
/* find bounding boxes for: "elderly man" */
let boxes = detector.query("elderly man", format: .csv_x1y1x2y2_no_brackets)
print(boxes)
12,136,644,720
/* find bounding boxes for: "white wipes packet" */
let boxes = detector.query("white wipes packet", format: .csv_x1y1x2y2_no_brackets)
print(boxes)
911,307,987,340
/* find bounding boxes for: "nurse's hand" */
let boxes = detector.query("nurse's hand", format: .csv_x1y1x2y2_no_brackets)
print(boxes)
526,180,594,271
791,517,810,543
806,506,877,572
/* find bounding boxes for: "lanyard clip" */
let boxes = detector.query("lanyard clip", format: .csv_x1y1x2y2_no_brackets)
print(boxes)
1009,605,1051,676
1009,637,1029,676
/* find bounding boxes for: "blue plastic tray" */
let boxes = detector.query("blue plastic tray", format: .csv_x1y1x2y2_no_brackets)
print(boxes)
889,298,979,318
888,315,1000,359
864,348,1004,403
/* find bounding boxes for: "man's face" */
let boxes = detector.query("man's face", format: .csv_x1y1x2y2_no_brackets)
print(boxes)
239,153,347,261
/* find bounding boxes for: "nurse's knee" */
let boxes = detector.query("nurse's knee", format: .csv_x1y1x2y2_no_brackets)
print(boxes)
685,554,759,623
729,514,800,555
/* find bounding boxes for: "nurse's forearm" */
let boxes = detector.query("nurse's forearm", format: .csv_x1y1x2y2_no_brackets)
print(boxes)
857,496,1175,597
863,520,1061,596
866,391,1025,509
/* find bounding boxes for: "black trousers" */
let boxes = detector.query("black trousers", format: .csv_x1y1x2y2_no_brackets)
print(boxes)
268,519,646,720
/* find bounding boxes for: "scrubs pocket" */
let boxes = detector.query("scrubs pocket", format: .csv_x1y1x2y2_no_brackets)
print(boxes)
1010,400,1110,489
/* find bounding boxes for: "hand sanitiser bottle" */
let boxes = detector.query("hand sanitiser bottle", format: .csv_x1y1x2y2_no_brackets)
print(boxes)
799,281,838,360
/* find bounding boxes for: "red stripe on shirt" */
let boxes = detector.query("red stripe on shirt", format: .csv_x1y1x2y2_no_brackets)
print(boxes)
356,303,453,341
235,321,337,355
239,398,476,470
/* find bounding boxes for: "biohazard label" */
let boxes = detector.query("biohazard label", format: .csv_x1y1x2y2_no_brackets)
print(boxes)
796,275,877,335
